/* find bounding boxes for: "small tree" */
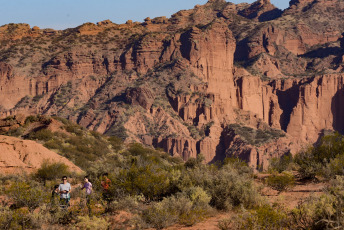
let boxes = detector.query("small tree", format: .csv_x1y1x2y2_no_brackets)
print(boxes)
35,160,71,185
6,181,47,212
266,172,295,193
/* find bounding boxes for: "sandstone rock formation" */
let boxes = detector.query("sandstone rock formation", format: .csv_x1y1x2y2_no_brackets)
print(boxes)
1,0,344,170
0,135,82,174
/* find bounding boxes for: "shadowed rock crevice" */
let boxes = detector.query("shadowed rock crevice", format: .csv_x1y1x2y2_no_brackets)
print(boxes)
209,128,227,164
332,87,344,134
301,47,342,59
276,84,300,131
258,8,282,22
179,30,192,61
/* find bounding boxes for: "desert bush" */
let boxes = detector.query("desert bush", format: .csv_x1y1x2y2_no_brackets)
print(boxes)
35,160,71,184
208,166,261,210
294,133,344,180
28,128,54,141
142,187,212,228
6,181,48,212
0,207,44,230
108,136,124,151
75,216,110,230
222,156,253,175
90,144,178,201
177,187,213,226
184,154,205,169
228,124,285,146
7,127,25,137
265,172,295,193
291,176,344,229
65,124,84,136
178,164,261,211
107,195,141,213
269,153,293,173
222,205,289,230
294,147,324,180
142,198,180,229
323,154,344,178
43,138,63,149
113,161,173,200
25,115,52,125
0,207,13,229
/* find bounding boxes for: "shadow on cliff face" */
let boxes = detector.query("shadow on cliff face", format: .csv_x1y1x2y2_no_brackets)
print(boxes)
205,128,227,164
180,30,192,61
300,46,342,59
276,83,300,132
258,9,282,22
332,87,344,134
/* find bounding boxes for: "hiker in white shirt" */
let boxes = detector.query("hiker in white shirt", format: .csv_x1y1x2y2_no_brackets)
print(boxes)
59,176,71,207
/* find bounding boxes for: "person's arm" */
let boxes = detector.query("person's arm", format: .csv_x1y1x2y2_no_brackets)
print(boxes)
68,184,72,194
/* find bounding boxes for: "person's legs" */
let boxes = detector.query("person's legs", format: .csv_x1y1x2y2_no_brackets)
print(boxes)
60,198,69,209
86,195,92,216
102,191,111,212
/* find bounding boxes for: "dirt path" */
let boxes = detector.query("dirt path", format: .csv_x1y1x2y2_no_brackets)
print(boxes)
165,213,230,230
262,181,326,209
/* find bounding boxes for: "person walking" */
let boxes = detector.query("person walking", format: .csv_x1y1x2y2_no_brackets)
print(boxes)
81,176,92,214
59,176,71,208
101,173,111,210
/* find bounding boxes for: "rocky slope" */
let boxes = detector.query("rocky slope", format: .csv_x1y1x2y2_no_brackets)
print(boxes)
0,134,81,174
1,0,344,169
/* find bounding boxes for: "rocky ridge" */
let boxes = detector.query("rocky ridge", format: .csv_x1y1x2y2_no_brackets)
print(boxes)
1,0,344,169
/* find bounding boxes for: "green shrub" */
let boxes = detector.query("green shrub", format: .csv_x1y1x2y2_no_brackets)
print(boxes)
294,147,323,180
208,167,260,210
222,156,252,175
269,153,293,173
7,127,25,137
294,133,344,180
6,181,48,212
184,154,205,169
107,195,141,213
142,198,180,229
291,176,344,229
65,124,84,136
0,207,44,230
178,164,261,211
43,138,63,149
108,136,124,151
323,154,344,178
27,128,54,141
75,216,110,230
35,160,71,184
228,124,285,146
142,188,212,229
0,207,13,229
181,186,211,205
113,162,173,200
266,172,295,193
225,205,289,230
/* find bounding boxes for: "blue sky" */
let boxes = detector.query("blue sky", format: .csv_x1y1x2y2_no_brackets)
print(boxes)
0,0,290,30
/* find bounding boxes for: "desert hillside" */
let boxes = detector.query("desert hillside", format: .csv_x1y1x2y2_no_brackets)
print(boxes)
1,0,344,169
